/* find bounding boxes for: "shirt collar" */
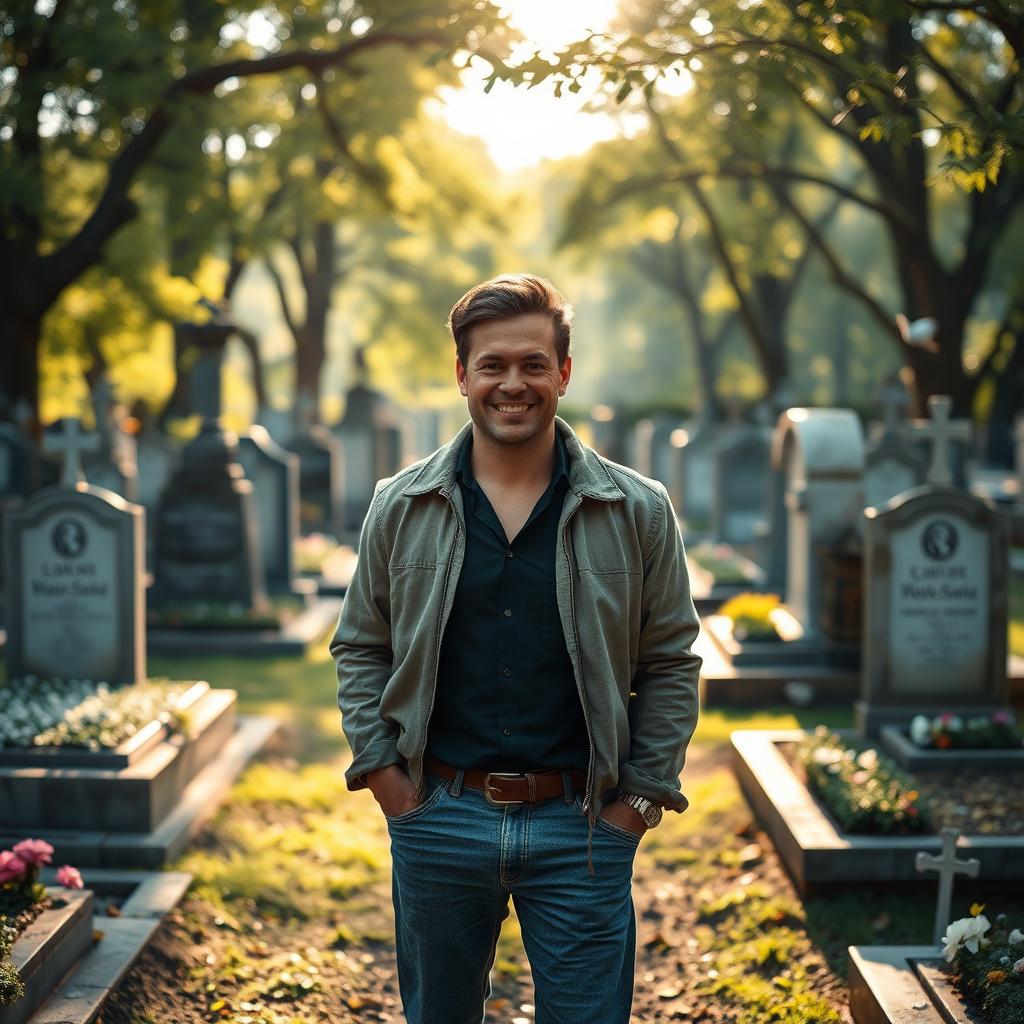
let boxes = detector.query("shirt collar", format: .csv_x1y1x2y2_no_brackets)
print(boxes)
456,429,570,493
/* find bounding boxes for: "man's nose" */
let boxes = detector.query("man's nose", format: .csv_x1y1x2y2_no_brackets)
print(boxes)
499,372,527,393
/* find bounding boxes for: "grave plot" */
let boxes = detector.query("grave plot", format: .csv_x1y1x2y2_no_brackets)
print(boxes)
686,540,767,615
0,865,191,1024
730,729,1024,896
1,428,278,867
147,324,343,657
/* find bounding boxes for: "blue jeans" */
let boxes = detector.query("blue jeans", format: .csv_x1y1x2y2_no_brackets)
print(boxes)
386,770,638,1024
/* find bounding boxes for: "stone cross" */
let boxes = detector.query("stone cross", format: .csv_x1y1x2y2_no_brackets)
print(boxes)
913,395,972,486
915,827,980,945
42,418,100,487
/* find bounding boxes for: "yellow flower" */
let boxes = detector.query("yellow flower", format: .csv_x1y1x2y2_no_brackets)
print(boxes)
985,970,1007,984
971,902,986,917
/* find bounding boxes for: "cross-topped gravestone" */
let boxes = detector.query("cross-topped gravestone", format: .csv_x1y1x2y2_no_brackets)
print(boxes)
915,828,981,945
913,396,972,486
42,418,100,487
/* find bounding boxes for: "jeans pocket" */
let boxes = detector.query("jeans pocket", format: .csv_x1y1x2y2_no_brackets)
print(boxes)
384,777,447,825
595,816,642,846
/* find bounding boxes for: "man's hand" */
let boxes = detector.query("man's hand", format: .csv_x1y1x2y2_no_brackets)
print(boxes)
598,799,649,838
365,764,420,818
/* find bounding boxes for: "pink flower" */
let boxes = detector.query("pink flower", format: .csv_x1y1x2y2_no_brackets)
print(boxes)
55,865,84,890
12,839,53,867
0,850,27,883
992,709,1015,726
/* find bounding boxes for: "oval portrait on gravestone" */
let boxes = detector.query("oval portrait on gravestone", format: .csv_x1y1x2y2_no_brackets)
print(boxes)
921,519,958,561
51,517,88,559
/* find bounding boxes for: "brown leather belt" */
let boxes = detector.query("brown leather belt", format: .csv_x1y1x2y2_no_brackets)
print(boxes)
424,755,586,806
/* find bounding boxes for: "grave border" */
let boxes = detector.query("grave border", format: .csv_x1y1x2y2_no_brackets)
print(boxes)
847,946,947,1024
730,729,1024,895
878,723,1024,773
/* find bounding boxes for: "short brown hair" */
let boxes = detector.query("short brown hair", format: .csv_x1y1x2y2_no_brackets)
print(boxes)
448,274,573,367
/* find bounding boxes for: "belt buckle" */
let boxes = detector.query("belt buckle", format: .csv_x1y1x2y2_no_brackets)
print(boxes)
483,772,526,806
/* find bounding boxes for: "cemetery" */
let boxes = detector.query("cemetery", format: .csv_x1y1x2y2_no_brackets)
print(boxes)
2,3,1023,1024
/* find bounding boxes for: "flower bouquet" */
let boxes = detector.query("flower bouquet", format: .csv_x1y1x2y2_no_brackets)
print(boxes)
943,906,1023,1024
910,710,1024,750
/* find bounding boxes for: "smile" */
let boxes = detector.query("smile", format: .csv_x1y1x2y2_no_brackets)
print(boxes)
494,404,531,413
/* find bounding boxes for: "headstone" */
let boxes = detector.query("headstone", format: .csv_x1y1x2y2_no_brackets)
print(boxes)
152,316,266,608
334,351,402,542
675,415,717,529
134,424,180,571
286,395,344,540
711,424,771,546
776,408,865,640
856,398,1009,737
237,424,300,592
864,381,927,509
588,405,627,464
4,418,145,684
629,418,656,477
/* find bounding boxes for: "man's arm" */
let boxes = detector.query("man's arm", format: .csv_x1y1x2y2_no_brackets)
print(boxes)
330,484,405,792
618,485,702,813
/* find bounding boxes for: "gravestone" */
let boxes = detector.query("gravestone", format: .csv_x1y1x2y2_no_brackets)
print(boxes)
629,418,656,477
152,317,266,608
776,408,865,641
134,424,180,571
675,413,717,529
855,396,1009,738
864,380,927,510
334,350,403,542
286,394,345,539
711,423,771,546
3,418,145,685
588,404,627,464
237,424,300,593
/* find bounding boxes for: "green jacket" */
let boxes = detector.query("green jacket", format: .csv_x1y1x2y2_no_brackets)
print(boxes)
331,416,702,825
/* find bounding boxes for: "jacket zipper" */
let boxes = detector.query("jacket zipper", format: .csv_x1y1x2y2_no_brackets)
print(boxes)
562,498,595,817
412,490,463,800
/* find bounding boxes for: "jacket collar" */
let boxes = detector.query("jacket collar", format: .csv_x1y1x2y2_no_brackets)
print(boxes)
402,416,624,502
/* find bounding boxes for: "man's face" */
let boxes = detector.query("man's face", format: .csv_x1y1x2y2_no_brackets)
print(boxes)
457,313,571,447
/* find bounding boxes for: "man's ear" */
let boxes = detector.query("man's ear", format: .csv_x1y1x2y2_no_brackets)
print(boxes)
456,358,468,396
558,355,572,396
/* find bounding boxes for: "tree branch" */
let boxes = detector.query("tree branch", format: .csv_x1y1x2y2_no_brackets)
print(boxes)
264,254,301,342
33,28,450,310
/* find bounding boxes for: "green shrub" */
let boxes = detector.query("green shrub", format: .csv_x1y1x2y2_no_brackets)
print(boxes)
719,592,782,642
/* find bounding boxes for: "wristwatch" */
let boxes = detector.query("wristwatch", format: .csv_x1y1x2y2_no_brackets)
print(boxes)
617,792,663,828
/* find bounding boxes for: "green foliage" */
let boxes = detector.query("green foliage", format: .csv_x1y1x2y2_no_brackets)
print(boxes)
688,541,757,585
719,592,783,641
0,922,25,1007
799,728,933,834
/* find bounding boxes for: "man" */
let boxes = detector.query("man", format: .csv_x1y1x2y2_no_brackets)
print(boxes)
332,274,701,1024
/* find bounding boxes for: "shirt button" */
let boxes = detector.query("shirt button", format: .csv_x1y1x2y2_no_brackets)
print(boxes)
507,549,514,558
503,608,512,618
502,667,511,677
503,727,512,736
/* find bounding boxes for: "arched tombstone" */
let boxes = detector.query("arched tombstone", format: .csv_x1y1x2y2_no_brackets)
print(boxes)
4,418,145,685
237,424,302,594
776,408,866,641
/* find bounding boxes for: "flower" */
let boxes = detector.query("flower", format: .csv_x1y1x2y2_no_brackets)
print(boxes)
941,915,991,962
1014,958,1024,974
1009,928,1024,944
812,747,842,766
856,749,879,771
0,851,27,884
55,865,83,890
985,970,1008,984
12,838,53,867
992,709,1015,726
909,715,932,746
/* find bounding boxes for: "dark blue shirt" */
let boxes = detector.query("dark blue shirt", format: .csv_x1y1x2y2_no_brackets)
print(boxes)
425,431,590,771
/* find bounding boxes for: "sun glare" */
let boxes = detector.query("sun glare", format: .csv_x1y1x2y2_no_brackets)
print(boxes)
434,0,629,173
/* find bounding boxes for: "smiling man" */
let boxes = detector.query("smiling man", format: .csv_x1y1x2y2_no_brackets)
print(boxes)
332,273,702,1023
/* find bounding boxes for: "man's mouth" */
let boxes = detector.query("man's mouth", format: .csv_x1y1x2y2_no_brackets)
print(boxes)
494,403,531,414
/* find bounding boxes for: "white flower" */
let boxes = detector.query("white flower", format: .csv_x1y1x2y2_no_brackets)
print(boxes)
941,916,990,962
812,747,842,766
856,749,879,770
909,715,932,746
1010,928,1024,944
1014,958,1024,974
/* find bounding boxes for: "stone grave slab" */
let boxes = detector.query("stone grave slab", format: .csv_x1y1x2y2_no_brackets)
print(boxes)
693,629,858,707
147,595,341,657
0,891,93,1024
5,870,193,1024
730,729,1024,895
878,724,1024,774
0,714,276,868
0,686,237,834
847,946,948,1024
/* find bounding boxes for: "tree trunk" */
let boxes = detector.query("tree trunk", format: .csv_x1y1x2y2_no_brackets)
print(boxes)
0,306,42,435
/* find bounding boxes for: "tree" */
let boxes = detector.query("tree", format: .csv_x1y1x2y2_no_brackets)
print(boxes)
0,0,511,427
495,0,1024,415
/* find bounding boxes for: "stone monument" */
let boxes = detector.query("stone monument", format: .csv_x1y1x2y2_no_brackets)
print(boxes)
151,313,266,608
286,394,344,539
864,378,927,510
3,418,145,685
